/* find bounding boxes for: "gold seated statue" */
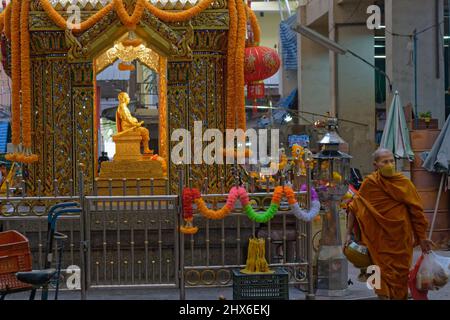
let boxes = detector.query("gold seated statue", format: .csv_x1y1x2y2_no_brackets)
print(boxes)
98,92,166,194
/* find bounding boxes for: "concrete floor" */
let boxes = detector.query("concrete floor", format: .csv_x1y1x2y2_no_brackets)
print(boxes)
4,250,449,300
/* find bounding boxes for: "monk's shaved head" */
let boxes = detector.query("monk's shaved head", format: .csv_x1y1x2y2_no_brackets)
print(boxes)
373,148,394,162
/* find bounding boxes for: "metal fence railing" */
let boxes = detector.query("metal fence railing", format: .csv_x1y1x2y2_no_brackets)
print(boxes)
1,169,315,300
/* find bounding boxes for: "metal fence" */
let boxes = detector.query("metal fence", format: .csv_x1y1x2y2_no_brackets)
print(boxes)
83,195,179,291
1,171,315,300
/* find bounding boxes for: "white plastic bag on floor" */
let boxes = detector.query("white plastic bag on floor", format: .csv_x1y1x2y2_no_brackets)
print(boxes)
416,251,450,291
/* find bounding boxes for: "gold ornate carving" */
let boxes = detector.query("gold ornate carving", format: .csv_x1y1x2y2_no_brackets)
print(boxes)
44,59,55,193
52,60,73,195
95,40,160,74
158,57,168,169
178,21,194,59
98,160,164,180
29,59,44,193
167,61,189,193
30,31,68,54
192,30,227,52
71,62,93,86
65,29,89,60
71,66,94,193
190,12,228,29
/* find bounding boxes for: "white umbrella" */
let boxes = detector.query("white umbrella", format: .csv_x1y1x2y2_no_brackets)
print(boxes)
379,91,414,161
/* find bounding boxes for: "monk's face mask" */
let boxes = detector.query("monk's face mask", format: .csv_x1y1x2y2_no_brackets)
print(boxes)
379,164,396,177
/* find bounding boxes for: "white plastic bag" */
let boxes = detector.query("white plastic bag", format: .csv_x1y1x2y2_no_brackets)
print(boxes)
416,251,450,291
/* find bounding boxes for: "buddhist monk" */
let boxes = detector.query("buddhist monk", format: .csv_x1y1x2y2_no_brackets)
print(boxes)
116,92,152,154
346,148,434,300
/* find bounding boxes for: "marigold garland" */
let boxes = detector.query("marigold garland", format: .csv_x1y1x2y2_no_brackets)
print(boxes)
10,0,21,149
122,38,143,47
21,0,32,150
226,0,238,129
143,0,214,23
245,5,260,45
235,0,247,131
3,3,11,40
39,0,114,34
118,62,135,71
113,0,146,29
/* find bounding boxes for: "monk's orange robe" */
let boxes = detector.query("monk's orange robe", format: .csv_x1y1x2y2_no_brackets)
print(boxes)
348,171,428,299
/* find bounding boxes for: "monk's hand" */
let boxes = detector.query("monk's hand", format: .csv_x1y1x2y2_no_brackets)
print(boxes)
344,233,352,248
419,239,435,253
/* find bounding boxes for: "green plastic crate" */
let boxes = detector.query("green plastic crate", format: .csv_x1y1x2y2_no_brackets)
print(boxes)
232,268,289,300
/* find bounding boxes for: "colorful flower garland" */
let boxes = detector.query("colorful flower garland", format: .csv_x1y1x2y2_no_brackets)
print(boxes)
180,185,321,234
285,184,321,222
243,186,283,223
180,188,199,234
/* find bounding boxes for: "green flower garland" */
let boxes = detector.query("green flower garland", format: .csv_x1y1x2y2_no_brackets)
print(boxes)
243,203,280,223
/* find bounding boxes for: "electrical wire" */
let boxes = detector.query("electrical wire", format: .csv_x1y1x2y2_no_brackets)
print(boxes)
384,20,445,38
328,0,363,36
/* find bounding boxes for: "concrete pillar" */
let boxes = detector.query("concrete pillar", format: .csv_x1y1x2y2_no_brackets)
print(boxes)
336,25,376,175
297,7,331,125
333,1,377,175
386,0,446,128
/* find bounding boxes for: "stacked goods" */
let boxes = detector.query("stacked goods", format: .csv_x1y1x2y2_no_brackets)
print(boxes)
410,130,449,248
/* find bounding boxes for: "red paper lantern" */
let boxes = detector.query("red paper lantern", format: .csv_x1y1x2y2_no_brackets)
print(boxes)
244,46,281,83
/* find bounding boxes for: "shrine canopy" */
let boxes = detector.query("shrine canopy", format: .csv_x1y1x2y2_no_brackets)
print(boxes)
0,0,263,165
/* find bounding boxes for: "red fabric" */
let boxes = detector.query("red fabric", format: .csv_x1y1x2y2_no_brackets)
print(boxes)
408,254,428,300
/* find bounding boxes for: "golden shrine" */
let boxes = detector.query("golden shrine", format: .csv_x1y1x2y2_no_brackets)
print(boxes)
0,0,261,195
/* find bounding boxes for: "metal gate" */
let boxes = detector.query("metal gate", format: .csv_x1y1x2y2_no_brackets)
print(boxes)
83,195,180,293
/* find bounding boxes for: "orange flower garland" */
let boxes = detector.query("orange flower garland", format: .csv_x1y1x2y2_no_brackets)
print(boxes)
118,62,135,71
113,0,145,29
3,3,11,40
74,3,114,34
1,4,10,39
194,198,232,220
39,0,114,34
245,5,261,45
121,38,143,47
226,0,237,129
235,0,247,131
21,0,32,151
143,0,214,23
10,0,21,155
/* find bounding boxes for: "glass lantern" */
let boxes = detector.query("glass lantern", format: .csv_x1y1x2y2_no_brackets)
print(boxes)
313,118,352,296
